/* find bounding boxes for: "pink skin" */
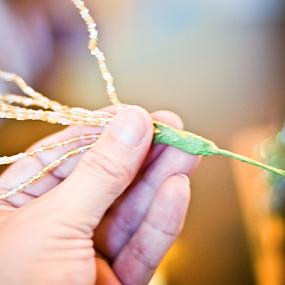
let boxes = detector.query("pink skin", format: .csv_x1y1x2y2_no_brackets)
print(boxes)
0,106,199,285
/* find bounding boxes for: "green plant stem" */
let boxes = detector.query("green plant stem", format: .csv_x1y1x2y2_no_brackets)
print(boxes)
153,121,285,177
216,149,285,176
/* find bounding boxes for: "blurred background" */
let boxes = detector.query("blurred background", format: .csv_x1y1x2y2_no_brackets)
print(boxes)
1,0,285,284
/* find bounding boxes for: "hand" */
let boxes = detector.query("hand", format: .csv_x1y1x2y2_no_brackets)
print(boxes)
0,106,199,285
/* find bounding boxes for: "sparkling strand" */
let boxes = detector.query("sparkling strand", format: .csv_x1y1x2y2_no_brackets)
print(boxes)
0,142,96,200
1,94,114,120
1,94,51,109
0,93,114,126
0,0,122,200
0,70,65,111
0,134,99,165
0,101,113,126
70,0,120,105
0,0,121,122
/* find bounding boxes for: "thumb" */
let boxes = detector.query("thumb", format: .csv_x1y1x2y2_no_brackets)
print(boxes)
53,106,153,229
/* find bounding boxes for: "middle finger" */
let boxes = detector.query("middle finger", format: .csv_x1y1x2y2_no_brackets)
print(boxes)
94,111,199,260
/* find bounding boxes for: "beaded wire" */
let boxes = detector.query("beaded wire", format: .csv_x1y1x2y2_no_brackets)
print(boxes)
2,0,285,200
0,134,98,165
0,142,98,200
0,0,120,200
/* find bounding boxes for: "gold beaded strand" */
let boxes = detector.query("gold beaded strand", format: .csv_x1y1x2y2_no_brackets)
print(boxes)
0,0,122,199
0,134,99,165
71,0,121,105
0,142,97,200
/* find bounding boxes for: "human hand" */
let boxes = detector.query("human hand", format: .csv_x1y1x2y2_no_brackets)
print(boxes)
0,106,199,285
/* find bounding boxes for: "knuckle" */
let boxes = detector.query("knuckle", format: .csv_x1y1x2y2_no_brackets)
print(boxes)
130,243,157,271
82,149,132,183
145,218,178,240
115,214,137,236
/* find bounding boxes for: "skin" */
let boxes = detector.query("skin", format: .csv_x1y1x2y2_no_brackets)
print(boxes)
0,106,199,285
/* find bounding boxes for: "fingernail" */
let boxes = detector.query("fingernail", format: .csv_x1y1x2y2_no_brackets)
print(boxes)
109,106,149,146
177,174,190,186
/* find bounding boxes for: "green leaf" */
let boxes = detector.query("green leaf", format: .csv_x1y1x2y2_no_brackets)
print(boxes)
153,122,285,177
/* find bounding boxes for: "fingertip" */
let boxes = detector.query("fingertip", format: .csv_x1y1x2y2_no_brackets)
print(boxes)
165,174,191,203
151,110,184,129
106,105,153,147
175,173,190,186
189,155,202,174
126,105,153,130
159,174,191,234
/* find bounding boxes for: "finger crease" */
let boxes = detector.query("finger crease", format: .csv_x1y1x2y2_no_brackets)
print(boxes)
129,243,157,271
34,153,65,182
144,218,177,239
